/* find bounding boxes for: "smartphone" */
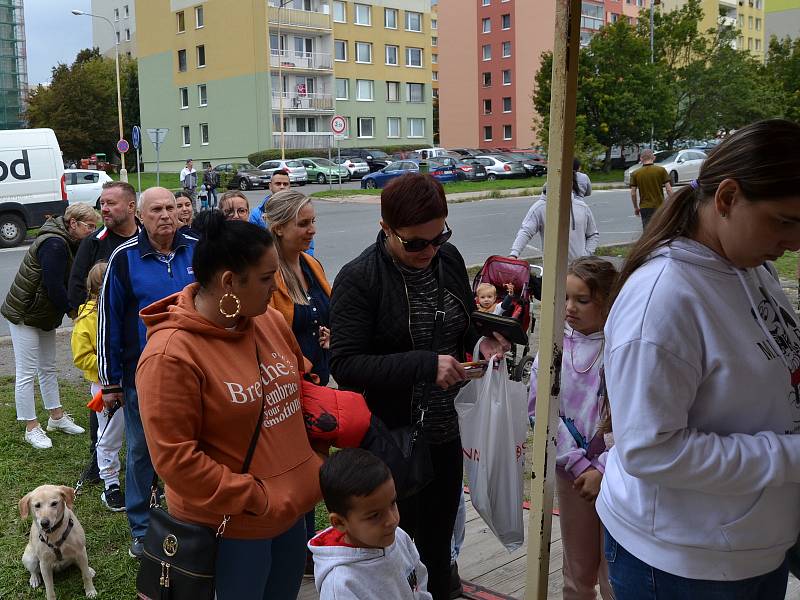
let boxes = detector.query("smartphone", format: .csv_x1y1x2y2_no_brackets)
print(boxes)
462,360,488,380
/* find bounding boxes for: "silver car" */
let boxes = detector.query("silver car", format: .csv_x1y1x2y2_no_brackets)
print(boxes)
256,159,308,185
473,155,527,180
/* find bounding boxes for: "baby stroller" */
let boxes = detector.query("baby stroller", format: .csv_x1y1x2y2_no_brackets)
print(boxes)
471,255,543,384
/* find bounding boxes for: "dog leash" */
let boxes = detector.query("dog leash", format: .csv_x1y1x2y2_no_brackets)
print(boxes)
74,403,119,498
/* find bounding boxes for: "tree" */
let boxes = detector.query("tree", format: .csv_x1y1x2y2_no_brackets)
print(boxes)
765,36,800,123
25,49,139,162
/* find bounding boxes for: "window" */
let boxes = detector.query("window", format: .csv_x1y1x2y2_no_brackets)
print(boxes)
406,47,423,67
483,125,492,141
483,98,492,114
356,42,372,63
407,82,424,102
385,45,399,65
502,69,511,85
748,37,753,50
354,3,371,25
431,36,438,47
114,8,120,20
181,125,190,146
581,2,603,30
748,16,753,29
432,19,438,30
503,124,512,140
502,14,511,29
197,45,206,68
408,118,425,138
432,71,438,81
432,53,438,64
357,117,374,138
334,39,347,61
356,79,374,101
116,31,120,43
333,1,346,22
502,41,511,57
195,6,204,28
406,11,422,32
482,17,491,33
177,11,185,32
755,38,762,51
200,123,209,145
179,87,189,108
335,78,349,100
385,8,397,29
387,81,400,102
387,117,401,138
503,96,511,112
482,44,491,60
125,29,131,41
178,49,187,72
482,0,490,5
124,5,129,18
198,84,207,106
755,18,761,31
482,72,491,86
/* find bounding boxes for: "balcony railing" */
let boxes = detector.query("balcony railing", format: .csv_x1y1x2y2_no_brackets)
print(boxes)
270,49,332,71
271,92,335,111
268,6,332,30
272,132,334,149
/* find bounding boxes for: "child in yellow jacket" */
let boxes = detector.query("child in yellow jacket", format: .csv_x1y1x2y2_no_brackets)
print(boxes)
71,262,126,512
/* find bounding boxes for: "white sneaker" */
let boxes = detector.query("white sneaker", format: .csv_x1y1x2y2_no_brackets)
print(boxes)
47,413,85,435
25,426,53,449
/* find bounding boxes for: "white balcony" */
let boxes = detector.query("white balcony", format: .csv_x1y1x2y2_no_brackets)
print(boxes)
719,0,738,8
268,5,332,30
272,132,334,149
718,15,737,28
270,49,332,71
271,91,335,111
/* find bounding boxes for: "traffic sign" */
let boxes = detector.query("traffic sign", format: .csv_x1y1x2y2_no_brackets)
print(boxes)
117,139,130,154
132,125,141,149
146,128,169,146
334,133,346,141
330,115,346,135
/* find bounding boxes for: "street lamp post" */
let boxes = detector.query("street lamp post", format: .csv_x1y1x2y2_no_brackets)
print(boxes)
275,0,293,160
71,9,128,182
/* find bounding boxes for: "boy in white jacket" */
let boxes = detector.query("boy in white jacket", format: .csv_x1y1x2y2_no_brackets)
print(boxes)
309,449,432,600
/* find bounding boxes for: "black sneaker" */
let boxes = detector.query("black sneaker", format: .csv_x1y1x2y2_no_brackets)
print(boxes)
101,484,126,512
129,537,144,559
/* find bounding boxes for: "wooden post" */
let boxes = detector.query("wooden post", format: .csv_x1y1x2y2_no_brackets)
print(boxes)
524,1,582,599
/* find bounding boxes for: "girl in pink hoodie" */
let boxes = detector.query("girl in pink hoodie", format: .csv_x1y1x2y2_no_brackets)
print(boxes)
530,256,617,600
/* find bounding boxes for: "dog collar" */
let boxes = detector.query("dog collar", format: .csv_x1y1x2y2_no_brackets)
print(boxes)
38,517,74,562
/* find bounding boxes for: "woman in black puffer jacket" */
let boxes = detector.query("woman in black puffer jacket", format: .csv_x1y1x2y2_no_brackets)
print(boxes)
330,173,508,600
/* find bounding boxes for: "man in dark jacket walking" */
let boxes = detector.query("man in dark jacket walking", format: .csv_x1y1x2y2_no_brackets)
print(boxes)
203,164,219,208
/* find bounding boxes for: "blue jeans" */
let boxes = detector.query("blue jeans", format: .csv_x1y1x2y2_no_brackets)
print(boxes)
604,529,789,599
124,386,155,538
215,518,306,600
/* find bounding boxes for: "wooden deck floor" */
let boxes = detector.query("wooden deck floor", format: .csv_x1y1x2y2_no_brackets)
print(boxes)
299,497,800,600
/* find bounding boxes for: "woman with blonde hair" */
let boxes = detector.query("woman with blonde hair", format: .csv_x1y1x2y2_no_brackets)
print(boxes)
219,190,251,222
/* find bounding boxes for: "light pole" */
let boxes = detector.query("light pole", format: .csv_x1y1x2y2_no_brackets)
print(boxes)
275,0,293,160
649,0,660,149
71,9,128,182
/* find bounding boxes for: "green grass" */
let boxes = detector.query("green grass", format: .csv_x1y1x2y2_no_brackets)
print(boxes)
0,377,138,599
111,172,181,192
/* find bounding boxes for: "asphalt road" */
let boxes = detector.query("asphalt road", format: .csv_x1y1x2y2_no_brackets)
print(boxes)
0,188,641,337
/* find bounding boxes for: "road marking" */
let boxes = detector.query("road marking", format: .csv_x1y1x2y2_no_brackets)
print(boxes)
0,246,27,254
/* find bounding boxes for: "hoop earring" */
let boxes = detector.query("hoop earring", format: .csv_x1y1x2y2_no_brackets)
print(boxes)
219,293,241,319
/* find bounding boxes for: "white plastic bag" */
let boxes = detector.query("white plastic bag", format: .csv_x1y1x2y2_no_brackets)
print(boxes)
455,353,528,552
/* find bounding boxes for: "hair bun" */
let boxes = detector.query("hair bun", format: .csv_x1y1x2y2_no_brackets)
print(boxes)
192,208,226,241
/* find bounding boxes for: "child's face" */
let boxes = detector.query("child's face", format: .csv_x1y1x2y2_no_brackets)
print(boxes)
478,289,497,309
565,274,604,335
331,477,400,549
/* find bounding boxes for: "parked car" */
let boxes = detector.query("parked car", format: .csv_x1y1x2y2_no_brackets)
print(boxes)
501,153,547,177
339,148,391,172
215,163,271,190
623,149,707,186
333,156,370,179
360,159,458,189
65,169,113,208
431,156,488,181
390,150,422,161
297,157,349,184
449,148,481,158
256,159,308,185
472,155,527,180
414,147,449,158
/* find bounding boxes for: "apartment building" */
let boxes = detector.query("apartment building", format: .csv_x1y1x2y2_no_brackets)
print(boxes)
331,0,434,146
661,0,766,58
0,0,26,130
765,0,800,42
91,0,137,59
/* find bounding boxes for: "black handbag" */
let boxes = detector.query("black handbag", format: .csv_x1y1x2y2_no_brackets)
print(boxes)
136,357,266,600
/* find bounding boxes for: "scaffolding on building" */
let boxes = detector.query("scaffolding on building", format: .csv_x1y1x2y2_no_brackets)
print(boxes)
0,0,27,130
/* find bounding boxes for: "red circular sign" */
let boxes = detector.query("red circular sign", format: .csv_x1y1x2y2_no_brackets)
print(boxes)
330,115,346,134
117,139,130,154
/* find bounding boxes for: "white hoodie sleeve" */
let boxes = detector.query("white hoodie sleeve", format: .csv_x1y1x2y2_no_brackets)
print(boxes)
584,205,599,254
607,338,800,496
510,199,544,258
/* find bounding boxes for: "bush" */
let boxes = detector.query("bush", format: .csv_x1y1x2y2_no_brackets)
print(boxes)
248,144,421,166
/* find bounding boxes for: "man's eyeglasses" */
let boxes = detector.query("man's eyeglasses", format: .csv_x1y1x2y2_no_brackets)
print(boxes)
393,223,452,253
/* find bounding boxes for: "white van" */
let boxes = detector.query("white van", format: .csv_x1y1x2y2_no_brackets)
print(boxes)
0,128,67,247
414,147,449,159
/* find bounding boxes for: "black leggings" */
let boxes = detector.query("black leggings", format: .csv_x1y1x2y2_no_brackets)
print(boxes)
398,436,463,600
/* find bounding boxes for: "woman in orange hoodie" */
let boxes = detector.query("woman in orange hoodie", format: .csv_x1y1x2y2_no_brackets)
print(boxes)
137,210,322,600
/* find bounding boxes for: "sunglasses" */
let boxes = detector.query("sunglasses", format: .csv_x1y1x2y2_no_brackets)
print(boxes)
393,223,452,253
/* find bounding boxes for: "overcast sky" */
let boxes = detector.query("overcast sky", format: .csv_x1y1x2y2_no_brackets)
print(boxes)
25,0,92,86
